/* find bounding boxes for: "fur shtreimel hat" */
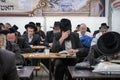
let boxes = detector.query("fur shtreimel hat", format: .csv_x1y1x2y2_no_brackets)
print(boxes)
97,31,120,56
60,18,71,31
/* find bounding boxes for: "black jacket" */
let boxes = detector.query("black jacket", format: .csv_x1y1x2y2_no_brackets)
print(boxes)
0,49,20,80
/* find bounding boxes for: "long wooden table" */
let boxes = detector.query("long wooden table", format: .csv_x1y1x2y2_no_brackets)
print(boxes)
22,52,75,59
22,52,75,80
30,46,45,49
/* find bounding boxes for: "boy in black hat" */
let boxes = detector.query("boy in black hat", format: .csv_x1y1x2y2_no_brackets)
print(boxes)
51,18,84,80
22,24,40,46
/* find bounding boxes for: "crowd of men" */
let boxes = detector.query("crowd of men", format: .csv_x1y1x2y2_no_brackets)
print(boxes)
1,18,118,80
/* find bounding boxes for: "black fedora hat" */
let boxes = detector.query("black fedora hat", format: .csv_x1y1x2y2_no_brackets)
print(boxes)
99,23,109,29
0,30,9,35
51,21,61,29
25,24,37,32
97,31,120,56
54,21,60,28
29,22,36,26
9,25,18,33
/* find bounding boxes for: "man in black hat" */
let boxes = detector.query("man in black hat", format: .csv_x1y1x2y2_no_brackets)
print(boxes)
6,25,33,53
35,23,45,44
22,24,40,46
41,21,61,73
51,18,84,80
93,23,109,37
0,30,21,54
91,23,109,46
0,30,24,66
45,21,61,48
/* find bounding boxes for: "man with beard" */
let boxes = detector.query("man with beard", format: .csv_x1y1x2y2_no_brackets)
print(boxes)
45,21,61,48
51,18,84,80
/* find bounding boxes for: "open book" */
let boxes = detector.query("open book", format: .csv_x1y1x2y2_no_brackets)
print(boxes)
58,50,69,54
57,50,76,57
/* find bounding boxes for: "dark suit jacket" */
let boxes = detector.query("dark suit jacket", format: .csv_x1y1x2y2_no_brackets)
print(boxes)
45,30,54,46
0,49,20,80
51,32,88,61
17,37,33,53
22,33,40,46
35,30,45,39
51,32,83,52
51,32,85,63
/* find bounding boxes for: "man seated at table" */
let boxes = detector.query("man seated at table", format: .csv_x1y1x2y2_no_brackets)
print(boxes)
22,23,41,46
22,23,42,65
45,21,61,48
0,30,24,66
6,25,33,53
51,18,85,80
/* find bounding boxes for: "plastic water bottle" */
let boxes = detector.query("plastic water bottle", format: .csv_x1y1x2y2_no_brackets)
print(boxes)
44,47,50,55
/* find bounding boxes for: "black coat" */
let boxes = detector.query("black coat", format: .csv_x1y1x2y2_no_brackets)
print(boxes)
17,37,33,53
22,33,40,46
45,30,54,46
51,32,87,62
51,32,83,52
35,30,45,39
6,41,24,65
0,49,20,80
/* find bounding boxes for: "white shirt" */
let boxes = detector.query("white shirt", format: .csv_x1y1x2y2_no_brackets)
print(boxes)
65,40,72,50
91,32,102,46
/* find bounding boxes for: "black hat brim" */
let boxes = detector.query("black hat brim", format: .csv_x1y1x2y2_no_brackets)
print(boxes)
0,30,9,35
25,24,37,32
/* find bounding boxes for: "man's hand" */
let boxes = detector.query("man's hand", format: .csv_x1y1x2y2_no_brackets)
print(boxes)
61,31,69,40
67,49,79,55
